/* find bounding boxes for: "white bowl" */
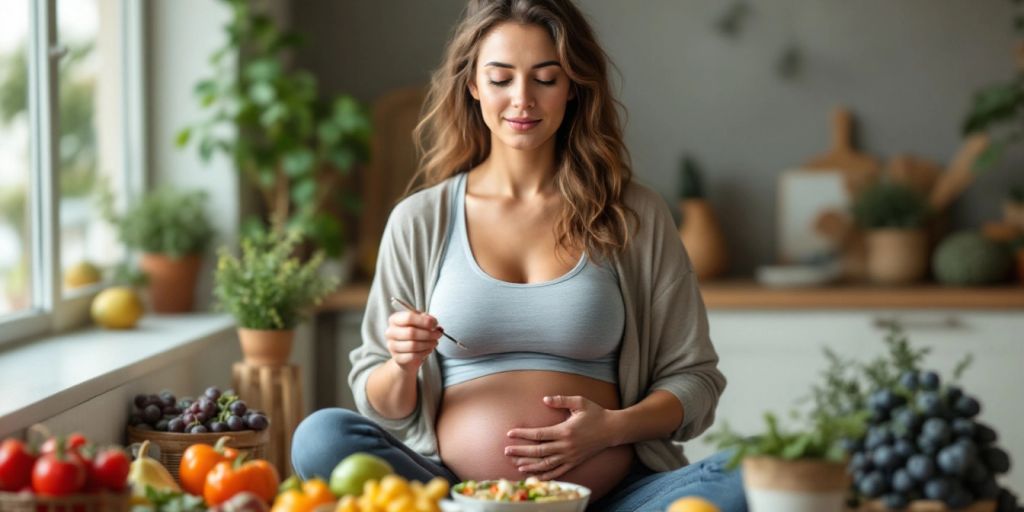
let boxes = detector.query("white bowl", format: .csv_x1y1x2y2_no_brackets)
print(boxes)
445,482,591,512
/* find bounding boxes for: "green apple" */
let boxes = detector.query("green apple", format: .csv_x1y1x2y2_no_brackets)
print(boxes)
329,452,395,497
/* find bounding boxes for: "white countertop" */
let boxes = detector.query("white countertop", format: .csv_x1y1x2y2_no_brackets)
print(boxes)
0,314,234,435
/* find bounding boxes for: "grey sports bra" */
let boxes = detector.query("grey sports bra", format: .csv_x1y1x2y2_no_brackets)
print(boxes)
430,172,624,387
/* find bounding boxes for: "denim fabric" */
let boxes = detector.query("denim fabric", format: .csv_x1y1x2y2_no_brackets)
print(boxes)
291,408,747,512
291,408,460,485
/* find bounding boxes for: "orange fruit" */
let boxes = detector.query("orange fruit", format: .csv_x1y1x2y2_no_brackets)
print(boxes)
667,496,720,512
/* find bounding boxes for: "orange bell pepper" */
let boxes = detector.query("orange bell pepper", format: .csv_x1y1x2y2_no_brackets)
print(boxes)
179,436,239,496
203,453,280,506
270,477,335,512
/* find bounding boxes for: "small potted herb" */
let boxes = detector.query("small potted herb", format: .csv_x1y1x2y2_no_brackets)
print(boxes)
708,374,867,512
213,230,337,365
103,187,214,312
677,155,728,281
851,182,931,285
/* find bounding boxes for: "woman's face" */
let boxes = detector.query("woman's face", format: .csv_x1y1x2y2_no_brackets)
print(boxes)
469,22,573,153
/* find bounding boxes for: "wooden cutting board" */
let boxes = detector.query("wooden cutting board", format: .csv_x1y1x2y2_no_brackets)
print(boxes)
356,85,427,277
803,107,882,196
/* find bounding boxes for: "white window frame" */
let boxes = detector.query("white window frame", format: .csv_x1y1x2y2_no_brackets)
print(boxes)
0,0,147,347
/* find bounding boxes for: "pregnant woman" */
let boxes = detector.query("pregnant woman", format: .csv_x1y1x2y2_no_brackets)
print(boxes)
292,1,745,510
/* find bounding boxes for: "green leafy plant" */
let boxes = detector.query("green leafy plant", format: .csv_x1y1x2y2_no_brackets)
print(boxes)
960,0,1024,170
213,230,337,330
110,262,149,288
176,0,371,259
707,327,931,468
678,155,705,200
851,182,930,230
102,187,215,259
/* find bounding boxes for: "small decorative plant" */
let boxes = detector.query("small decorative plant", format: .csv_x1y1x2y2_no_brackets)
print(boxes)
851,182,930,230
102,187,215,259
679,155,706,200
213,230,337,330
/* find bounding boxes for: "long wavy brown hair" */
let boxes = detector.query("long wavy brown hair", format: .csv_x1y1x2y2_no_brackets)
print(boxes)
409,0,637,262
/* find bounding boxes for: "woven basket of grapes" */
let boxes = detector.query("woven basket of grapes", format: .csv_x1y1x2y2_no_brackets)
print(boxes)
0,490,131,512
125,386,271,483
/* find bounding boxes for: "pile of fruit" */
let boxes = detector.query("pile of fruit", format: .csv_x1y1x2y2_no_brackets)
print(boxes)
848,369,1020,511
129,386,269,433
0,433,130,497
333,474,449,512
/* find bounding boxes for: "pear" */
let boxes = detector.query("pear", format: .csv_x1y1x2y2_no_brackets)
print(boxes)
129,440,181,500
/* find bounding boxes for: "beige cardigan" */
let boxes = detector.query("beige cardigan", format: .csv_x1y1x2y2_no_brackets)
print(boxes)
348,175,726,472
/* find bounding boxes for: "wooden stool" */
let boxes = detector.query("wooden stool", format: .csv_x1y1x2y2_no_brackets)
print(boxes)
232,362,302,478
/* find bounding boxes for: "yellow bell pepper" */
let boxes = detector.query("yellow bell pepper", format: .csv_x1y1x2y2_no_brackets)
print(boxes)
271,478,336,512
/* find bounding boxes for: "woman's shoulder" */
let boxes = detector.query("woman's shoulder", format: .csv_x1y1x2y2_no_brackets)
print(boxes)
387,174,461,225
621,179,673,224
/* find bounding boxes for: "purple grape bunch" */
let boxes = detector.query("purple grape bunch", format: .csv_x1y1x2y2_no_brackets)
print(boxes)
847,370,1021,512
129,386,270,434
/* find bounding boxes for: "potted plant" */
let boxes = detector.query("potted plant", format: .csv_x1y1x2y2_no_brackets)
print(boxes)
677,155,728,281
851,182,931,285
177,0,371,280
709,337,871,512
213,230,337,365
102,187,214,313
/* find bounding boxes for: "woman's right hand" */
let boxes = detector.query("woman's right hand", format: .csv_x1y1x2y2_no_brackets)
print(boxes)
385,311,443,373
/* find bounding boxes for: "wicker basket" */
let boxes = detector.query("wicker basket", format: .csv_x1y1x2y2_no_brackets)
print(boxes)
0,490,130,512
126,426,270,483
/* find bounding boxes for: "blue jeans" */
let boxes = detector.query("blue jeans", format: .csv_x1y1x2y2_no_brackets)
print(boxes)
292,408,747,512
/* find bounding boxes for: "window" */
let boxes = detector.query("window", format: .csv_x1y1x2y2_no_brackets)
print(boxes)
0,0,144,346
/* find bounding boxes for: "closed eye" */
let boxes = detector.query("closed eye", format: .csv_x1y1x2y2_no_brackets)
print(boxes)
488,79,557,87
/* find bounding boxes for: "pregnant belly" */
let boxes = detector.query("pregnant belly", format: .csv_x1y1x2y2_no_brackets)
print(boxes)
436,371,633,500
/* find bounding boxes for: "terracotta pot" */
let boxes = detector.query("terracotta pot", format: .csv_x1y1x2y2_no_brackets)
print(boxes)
865,229,928,285
237,328,295,366
679,199,729,281
742,457,849,512
139,253,202,313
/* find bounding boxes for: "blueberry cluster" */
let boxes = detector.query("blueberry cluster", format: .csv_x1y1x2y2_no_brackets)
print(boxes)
847,370,1020,511
129,386,270,434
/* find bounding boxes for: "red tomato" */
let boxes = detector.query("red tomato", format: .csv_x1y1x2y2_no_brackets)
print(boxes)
89,448,130,492
40,435,92,486
31,445,86,496
0,439,36,491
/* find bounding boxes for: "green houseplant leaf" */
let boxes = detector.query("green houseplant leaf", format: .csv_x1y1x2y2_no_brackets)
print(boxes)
213,230,338,330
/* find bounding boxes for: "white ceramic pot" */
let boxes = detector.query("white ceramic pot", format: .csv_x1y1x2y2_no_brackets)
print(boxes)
744,487,846,512
742,457,849,512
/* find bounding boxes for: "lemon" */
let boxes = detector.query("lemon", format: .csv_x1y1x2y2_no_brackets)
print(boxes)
91,286,144,329
64,261,102,289
667,496,720,512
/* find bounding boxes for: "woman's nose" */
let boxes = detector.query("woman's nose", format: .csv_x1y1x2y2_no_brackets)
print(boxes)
511,81,535,109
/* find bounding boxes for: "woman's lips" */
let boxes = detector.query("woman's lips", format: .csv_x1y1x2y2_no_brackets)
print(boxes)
505,117,541,131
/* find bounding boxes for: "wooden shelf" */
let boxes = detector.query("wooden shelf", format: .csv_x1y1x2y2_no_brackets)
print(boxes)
318,280,1024,312
700,279,1024,310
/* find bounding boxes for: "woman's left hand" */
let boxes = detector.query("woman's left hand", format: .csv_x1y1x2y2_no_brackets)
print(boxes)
504,395,617,481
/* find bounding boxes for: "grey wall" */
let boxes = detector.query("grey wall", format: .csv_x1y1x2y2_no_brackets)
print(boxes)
293,1,1021,275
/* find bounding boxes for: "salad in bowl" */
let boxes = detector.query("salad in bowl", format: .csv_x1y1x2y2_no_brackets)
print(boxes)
446,477,590,511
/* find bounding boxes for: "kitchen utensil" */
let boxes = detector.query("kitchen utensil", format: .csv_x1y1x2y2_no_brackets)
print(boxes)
390,296,467,350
